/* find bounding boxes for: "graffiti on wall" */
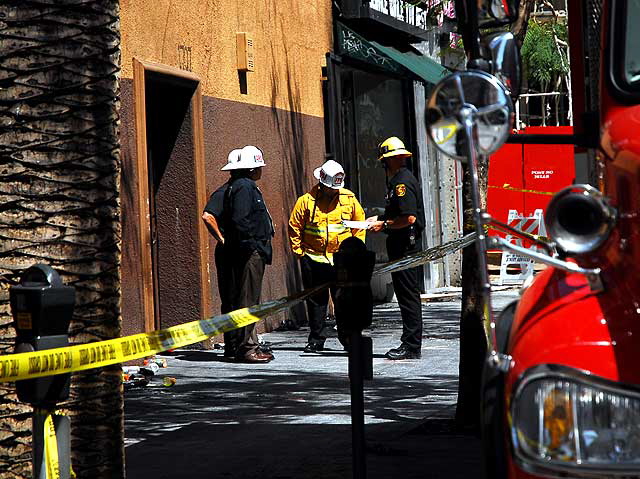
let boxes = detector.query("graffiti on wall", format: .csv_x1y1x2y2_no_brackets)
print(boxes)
339,28,400,72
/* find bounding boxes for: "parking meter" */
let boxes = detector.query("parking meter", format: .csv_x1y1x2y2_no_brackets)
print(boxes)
334,237,375,479
10,264,75,406
334,237,375,333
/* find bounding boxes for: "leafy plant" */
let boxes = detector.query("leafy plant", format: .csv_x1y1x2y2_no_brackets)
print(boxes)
521,20,569,91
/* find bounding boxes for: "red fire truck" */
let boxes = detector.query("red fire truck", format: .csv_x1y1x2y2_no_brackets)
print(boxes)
427,1,640,478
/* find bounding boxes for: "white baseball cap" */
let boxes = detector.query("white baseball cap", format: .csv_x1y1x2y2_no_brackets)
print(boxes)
221,145,265,171
314,160,345,189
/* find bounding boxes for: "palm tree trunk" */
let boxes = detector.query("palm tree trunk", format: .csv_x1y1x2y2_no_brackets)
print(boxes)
0,1,123,477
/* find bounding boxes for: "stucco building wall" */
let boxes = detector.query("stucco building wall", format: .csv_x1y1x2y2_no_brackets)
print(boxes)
118,0,332,339
120,0,330,116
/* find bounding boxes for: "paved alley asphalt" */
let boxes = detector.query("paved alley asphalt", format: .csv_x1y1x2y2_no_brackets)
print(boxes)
124,290,519,479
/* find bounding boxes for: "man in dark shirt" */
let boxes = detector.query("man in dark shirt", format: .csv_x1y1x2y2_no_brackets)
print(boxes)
221,145,275,363
202,149,240,360
367,137,425,360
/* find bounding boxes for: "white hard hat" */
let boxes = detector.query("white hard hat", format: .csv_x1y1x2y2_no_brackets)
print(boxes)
221,145,265,171
314,160,345,189
221,149,242,171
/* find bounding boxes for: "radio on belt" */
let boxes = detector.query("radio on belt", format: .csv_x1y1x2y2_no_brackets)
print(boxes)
10,264,75,405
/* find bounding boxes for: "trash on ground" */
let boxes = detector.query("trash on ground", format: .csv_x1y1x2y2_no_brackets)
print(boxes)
123,373,150,389
140,362,160,376
144,356,168,368
162,377,177,387
123,356,172,390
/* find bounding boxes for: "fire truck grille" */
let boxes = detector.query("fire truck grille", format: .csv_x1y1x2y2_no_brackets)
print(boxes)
585,0,603,112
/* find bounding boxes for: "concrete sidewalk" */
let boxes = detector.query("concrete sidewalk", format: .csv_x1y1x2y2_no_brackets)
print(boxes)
124,290,519,479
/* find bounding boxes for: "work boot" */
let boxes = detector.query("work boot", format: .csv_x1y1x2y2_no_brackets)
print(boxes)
385,344,421,360
303,342,324,353
240,351,271,363
257,350,274,361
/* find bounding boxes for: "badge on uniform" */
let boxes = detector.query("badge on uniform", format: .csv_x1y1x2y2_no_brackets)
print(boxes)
395,184,406,197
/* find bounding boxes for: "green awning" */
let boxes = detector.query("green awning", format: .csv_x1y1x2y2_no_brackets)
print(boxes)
370,41,449,85
336,22,449,85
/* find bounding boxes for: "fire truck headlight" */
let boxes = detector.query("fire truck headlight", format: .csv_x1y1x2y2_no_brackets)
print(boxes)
511,366,640,476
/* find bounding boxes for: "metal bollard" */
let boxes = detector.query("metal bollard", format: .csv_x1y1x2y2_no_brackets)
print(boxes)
11,264,75,479
333,237,375,479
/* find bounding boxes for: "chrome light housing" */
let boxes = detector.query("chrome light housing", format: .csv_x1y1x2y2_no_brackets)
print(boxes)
511,365,640,477
545,185,616,255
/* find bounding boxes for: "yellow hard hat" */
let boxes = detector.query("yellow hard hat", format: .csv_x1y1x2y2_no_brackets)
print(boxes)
378,136,412,161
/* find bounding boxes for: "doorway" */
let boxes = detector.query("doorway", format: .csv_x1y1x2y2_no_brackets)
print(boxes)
325,58,426,299
328,61,415,261
133,60,210,332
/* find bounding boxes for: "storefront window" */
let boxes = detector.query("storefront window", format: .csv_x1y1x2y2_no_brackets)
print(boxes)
624,0,640,86
611,0,640,99
353,71,408,211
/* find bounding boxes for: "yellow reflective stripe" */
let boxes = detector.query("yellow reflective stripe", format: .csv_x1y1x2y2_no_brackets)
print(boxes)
327,223,347,233
303,226,325,235
304,252,332,264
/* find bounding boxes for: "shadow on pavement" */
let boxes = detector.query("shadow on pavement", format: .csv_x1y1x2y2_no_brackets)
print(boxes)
126,421,480,479
125,368,480,478
122,295,524,478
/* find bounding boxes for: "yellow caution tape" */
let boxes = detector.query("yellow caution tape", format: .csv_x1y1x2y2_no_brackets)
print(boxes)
488,184,555,196
0,284,327,383
44,412,60,479
40,410,75,479
0,234,477,383
374,233,476,275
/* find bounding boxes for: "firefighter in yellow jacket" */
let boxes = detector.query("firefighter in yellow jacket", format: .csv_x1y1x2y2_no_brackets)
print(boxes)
288,160,366,352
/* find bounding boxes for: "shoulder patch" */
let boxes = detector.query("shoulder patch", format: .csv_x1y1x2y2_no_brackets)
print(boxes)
395,184,406,197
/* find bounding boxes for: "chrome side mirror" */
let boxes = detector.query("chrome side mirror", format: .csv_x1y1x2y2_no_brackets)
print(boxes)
426,70,514,373
479,0,520,27
426,70,513,161
482,32,522,101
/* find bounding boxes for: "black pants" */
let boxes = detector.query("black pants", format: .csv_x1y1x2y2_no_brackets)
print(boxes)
215,243,233,314
215,243,239,356
300,255,346,346
387,235,422,351
229,250,265,358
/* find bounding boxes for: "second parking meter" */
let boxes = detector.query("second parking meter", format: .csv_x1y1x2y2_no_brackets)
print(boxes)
10,264,75,406
334,237,375,479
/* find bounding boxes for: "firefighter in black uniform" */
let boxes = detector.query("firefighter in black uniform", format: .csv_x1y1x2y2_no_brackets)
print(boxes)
202,149,240,360
221,145,275,363
367,137,425,360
